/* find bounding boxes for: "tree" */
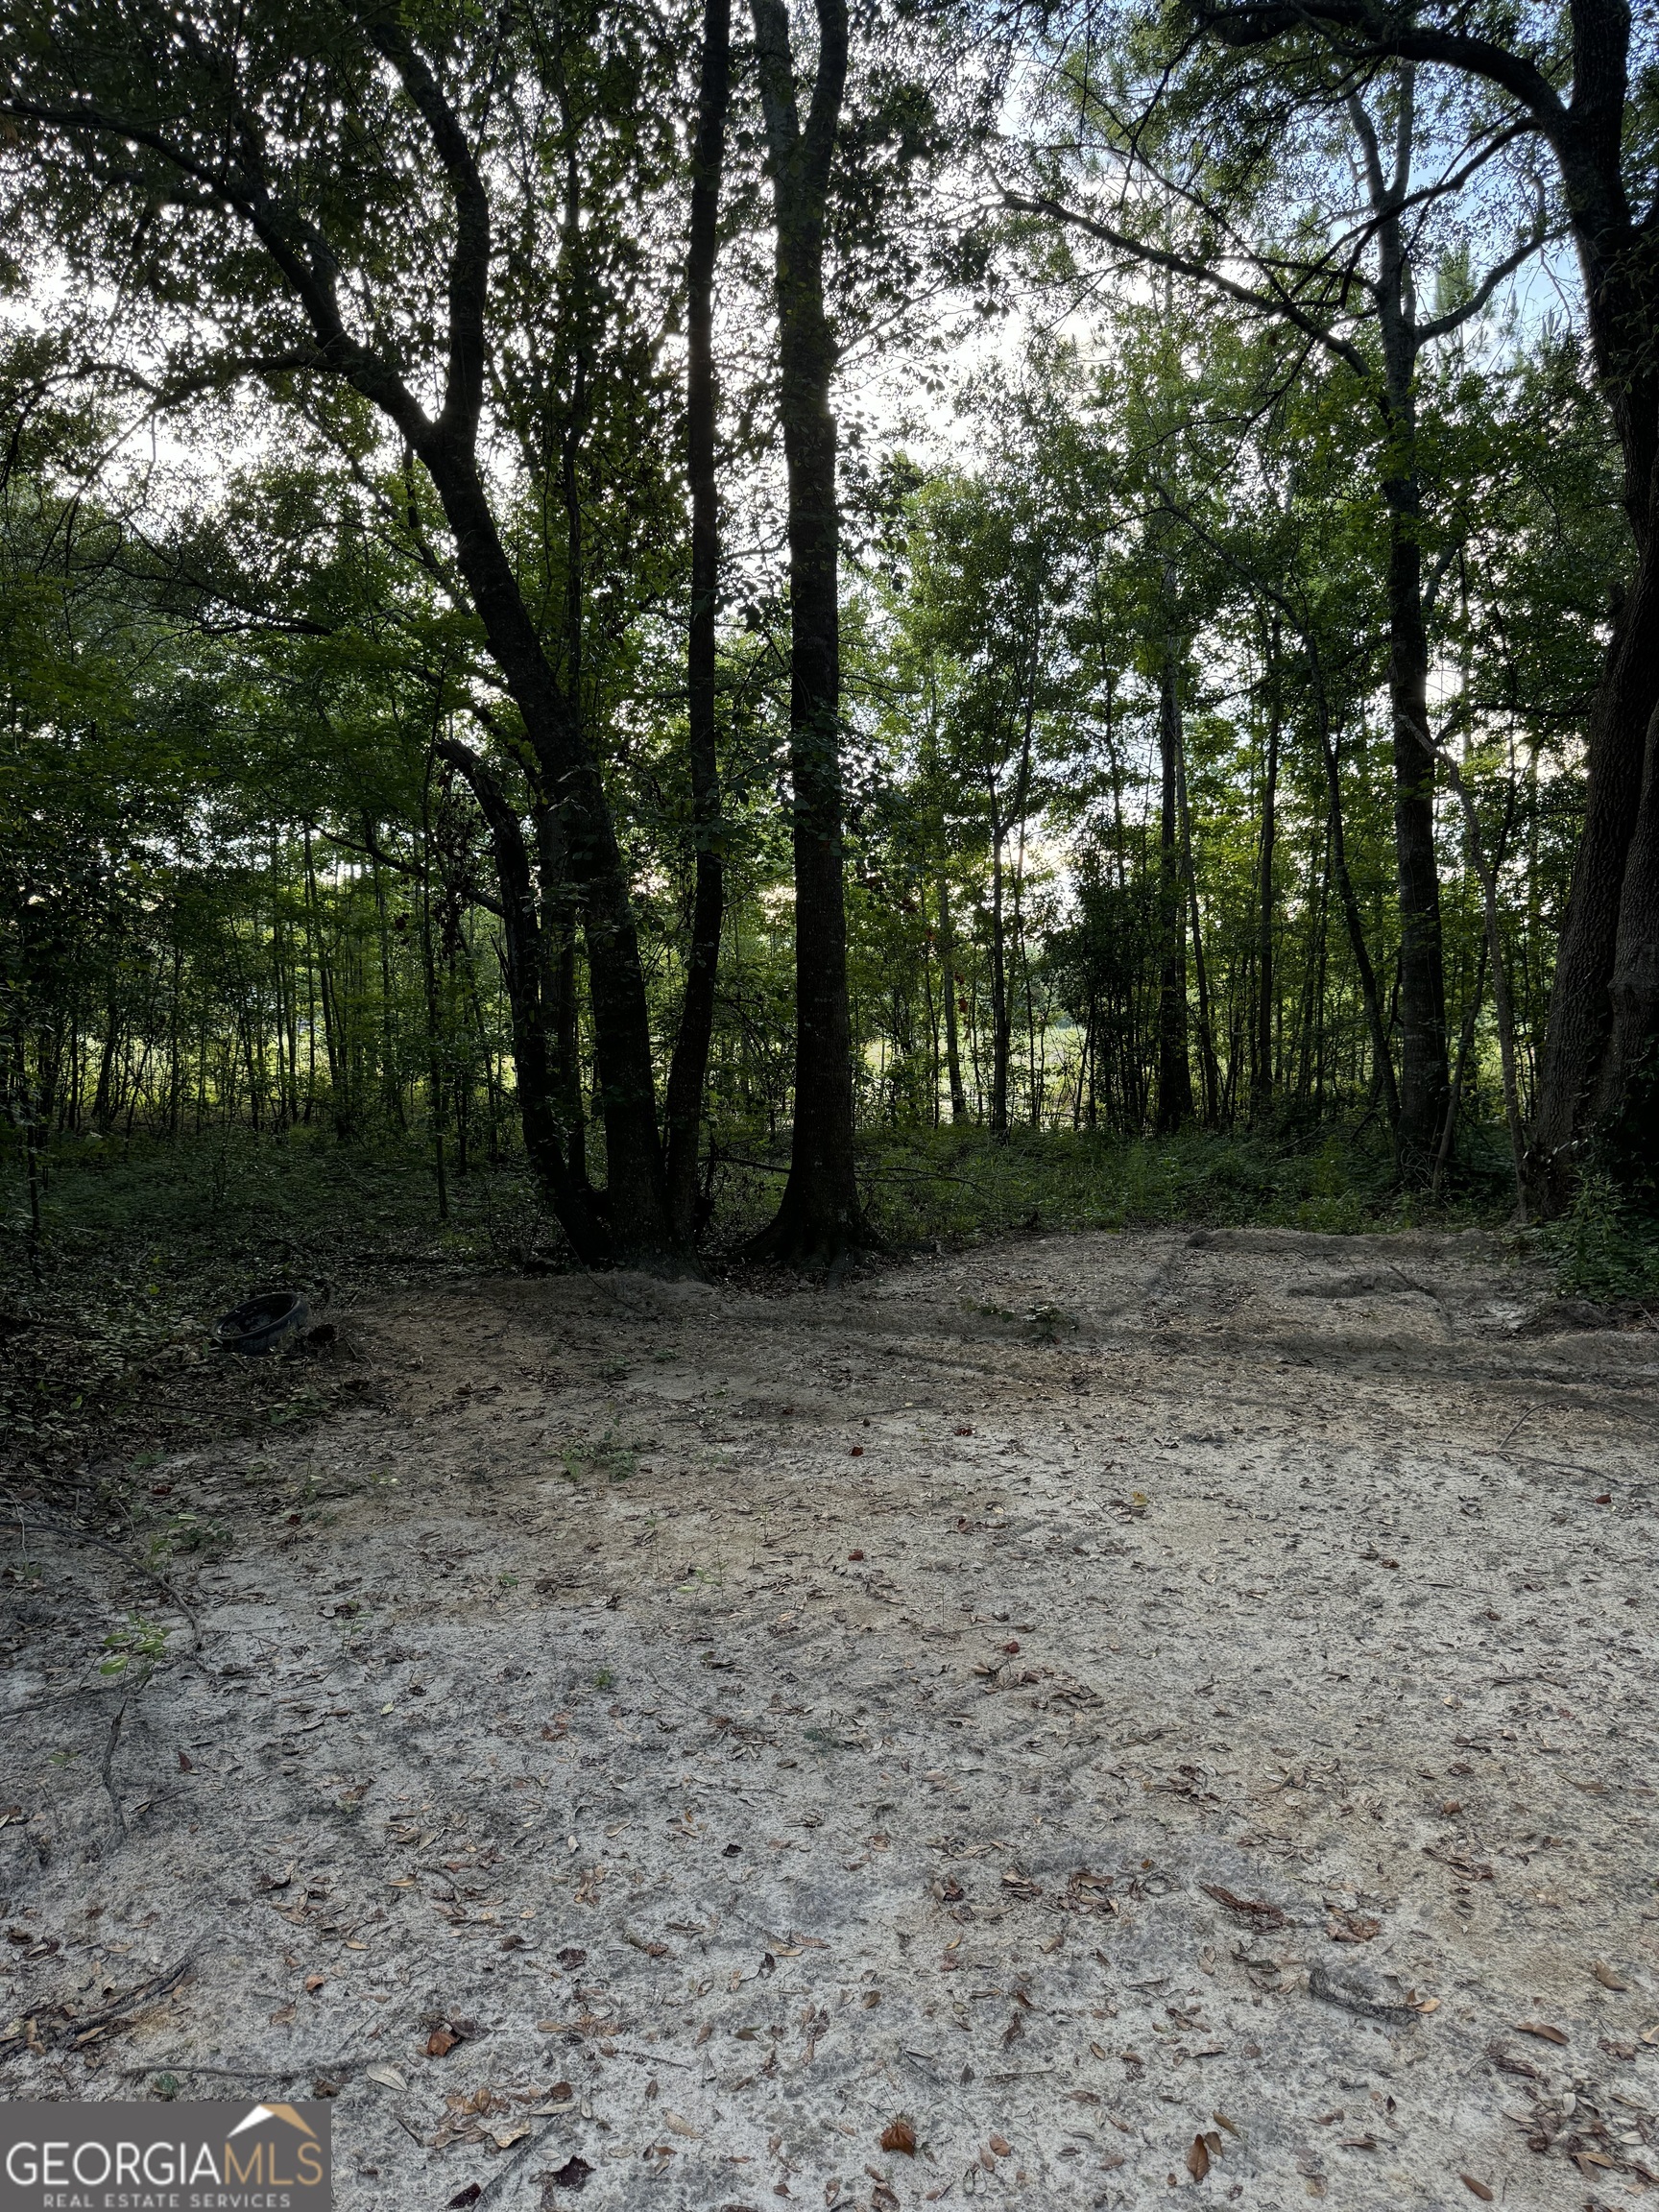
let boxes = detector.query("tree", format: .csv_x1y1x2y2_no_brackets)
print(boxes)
1007,43,1551,1172
745,0,864,1262
1177,0,1659,1197
663,0,733,1244
0,0,691,1261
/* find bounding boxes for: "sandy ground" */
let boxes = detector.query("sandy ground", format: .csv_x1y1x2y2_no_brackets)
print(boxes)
2,1224,1656,2211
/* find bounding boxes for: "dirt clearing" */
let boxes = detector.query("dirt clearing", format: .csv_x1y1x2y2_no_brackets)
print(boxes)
2,1226,1655,2208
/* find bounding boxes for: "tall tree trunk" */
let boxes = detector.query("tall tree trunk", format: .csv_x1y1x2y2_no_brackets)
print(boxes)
439,739,606,1261
1315,706,1401,1131
90,993,119,1133
664,0,732,1246
1253,616,1280,1120
1444,756,1529,1215
1155,641,1193,1131
1434,930,1489,1200
746,0,861,1263
301,827,349,1140
428,538,667,1251
988,792,1011,1142
1516,16,1659,1202
1532,549,1659,1195
1176,724,1221,1122
1595,691,1659,1163
1356,76,1448,1175
532,801,588,1190
1371,114,1451,1176
1383,470,1450,1173
419,759,450,1222
938,877,969,1123
368,826,407,1133
165,932,184,1140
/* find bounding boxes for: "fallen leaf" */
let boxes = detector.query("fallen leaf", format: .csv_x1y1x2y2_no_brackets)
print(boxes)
1187,2135,1211,2181
1594,1962,1630,1990
849,1550,865,1561
1515,2021,1568,2045
549,2155,592,2190
447,2188,482,2209
178,1752,193,1771
269,2004,295,2026
427,2028,459,2056
303,1974,325,1994
988,2134,1012,2157
365,2064,407,2091
1200,1884,1287,1929
663,2111,702,2139
1459,2177,1493,2202
880,2120,917,2155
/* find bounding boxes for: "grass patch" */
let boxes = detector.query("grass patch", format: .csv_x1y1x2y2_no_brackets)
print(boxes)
1,1115,1522,1496
709,1119,1505,1251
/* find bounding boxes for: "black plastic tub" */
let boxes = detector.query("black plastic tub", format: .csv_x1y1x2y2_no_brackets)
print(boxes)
213,1291,310,1358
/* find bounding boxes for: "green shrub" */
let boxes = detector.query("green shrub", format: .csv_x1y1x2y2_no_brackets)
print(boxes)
1542,1171,1659,1305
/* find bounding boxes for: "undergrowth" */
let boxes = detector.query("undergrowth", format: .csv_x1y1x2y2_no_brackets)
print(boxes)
1537,1170,1659,1307
0,1128,533,1490
0,1114,1530,1490
710,1118,1507,1248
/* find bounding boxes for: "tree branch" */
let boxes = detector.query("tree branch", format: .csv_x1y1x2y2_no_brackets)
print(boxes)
1002,189,1372,378
364,17,492,449
1416,217,1551,342
1190,3,1570,137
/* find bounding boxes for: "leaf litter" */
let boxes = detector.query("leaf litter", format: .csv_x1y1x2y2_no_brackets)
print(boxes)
1,1223,1652,2208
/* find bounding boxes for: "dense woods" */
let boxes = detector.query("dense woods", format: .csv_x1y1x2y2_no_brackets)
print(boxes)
2,0,1655,1270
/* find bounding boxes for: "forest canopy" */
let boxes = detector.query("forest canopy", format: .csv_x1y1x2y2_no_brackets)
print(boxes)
1,0,1656,1271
